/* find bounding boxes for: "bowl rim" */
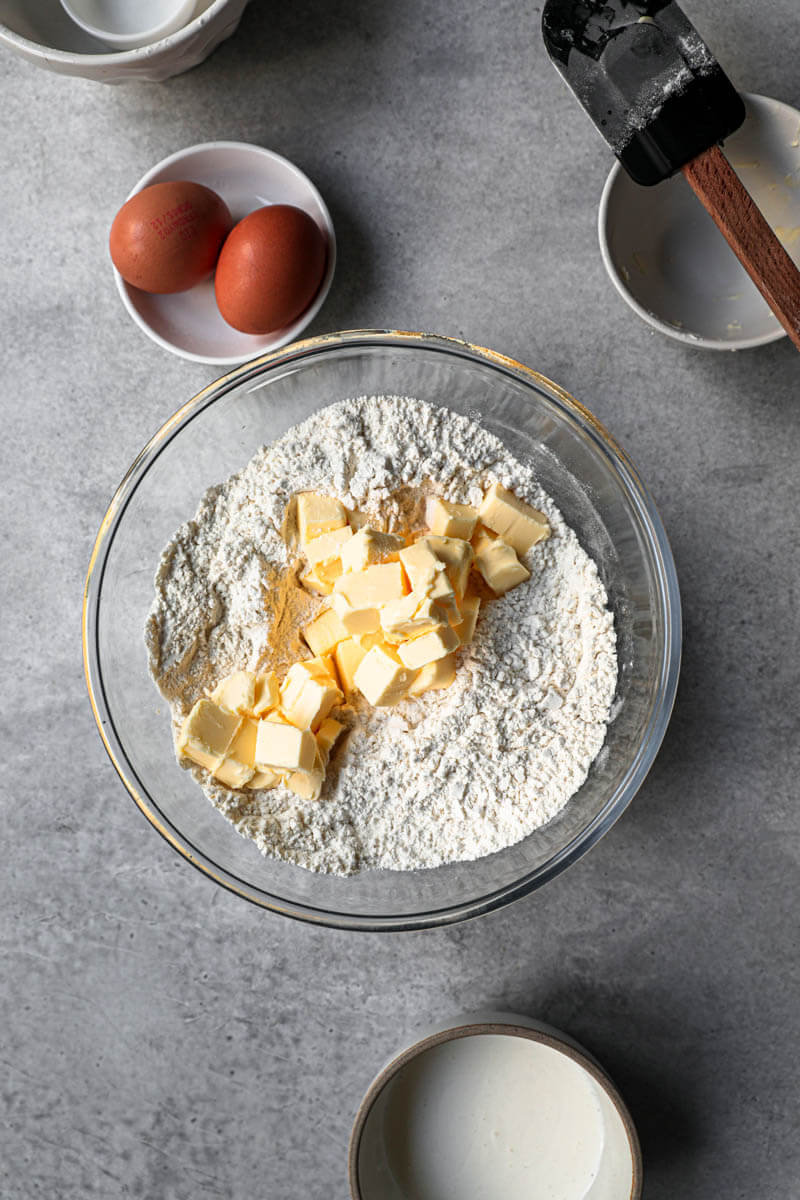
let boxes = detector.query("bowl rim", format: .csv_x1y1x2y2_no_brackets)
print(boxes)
347,1015,643,1199
597,92,792,352
82,329,682,931
0,0,235,64
111,140,337,365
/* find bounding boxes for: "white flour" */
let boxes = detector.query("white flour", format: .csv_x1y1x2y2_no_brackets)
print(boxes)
145,395,617,875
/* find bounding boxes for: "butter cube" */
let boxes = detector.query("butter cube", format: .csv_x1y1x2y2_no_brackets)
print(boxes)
397,623,460,670
400,539,447,593
246,768,282,790
300,566,334,596
297,493,347,544
407,653,457,696
280,662,342,731
470,523,493,548
426,496,478,540
316,717,345,763
255,720,317,773
286,765,325,801
305,654,340,685
303,608,349,657
454,594,481,645
314,557,347,588
333,562,407,607
422,535,474,599
380,592,447,643
334,637,368,696
424,569,459,624
210,670,256,715
178,699,241,772
474,531,531,594
340,527,405,574
303,524,353,568
213,757,255,789
303,654,341,692
479,482,550,555
204,713,258,789
331,563,407,636
354,644,419,706
252,671,280,716
355,629,384,650
331,591,381,637
400,540,458,618
228,717,259,767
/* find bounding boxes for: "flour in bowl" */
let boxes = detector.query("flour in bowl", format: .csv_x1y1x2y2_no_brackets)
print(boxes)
145,395,617,875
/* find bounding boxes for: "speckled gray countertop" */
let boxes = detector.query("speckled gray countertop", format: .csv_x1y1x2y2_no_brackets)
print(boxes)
2,2,799,1196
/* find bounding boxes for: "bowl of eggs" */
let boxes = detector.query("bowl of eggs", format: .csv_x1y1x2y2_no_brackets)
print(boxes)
109,141,336,365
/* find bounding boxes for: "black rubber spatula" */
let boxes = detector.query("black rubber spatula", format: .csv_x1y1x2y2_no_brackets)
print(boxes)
542,0,800,351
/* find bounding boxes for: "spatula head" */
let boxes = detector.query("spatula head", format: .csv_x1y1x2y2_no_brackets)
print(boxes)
542,0,745,185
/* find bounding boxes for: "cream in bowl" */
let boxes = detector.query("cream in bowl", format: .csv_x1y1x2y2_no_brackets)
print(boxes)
350,1017,641,1200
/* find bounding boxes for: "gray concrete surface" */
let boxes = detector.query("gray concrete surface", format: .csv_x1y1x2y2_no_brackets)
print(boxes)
2,1,798,1196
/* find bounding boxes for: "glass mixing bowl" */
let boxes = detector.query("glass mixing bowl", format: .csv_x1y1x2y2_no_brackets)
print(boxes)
83,331,680,930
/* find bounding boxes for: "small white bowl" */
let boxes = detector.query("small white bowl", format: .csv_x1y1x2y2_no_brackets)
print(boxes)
599,93,800,350
350,1014,642,1200
59,0,196,50
0,0,248,83
112,142,336,366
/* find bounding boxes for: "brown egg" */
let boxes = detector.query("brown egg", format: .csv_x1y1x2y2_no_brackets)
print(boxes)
214,205,327,335
110,181,232,294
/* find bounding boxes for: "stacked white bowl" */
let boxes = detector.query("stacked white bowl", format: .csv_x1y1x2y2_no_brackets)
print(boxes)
0,0,249,83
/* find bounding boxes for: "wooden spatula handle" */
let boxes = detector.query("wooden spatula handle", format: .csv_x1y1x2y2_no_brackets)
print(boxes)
682,145,800,351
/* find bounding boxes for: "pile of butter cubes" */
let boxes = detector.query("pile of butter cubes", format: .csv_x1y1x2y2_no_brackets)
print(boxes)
177,481,550,800
178,665,345,800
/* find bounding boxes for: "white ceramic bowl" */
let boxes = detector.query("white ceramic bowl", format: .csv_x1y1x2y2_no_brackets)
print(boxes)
350,1013,642,1199
59,0,197,51
0,0,248,83
111,142,336,365
599,94,800,350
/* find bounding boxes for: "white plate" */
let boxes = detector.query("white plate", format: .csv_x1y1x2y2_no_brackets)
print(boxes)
598,93,800,350
112,141,336,365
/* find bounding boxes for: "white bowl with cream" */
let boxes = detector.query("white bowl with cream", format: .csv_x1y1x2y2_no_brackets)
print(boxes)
350,1014,642,1200
599,93,800,350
